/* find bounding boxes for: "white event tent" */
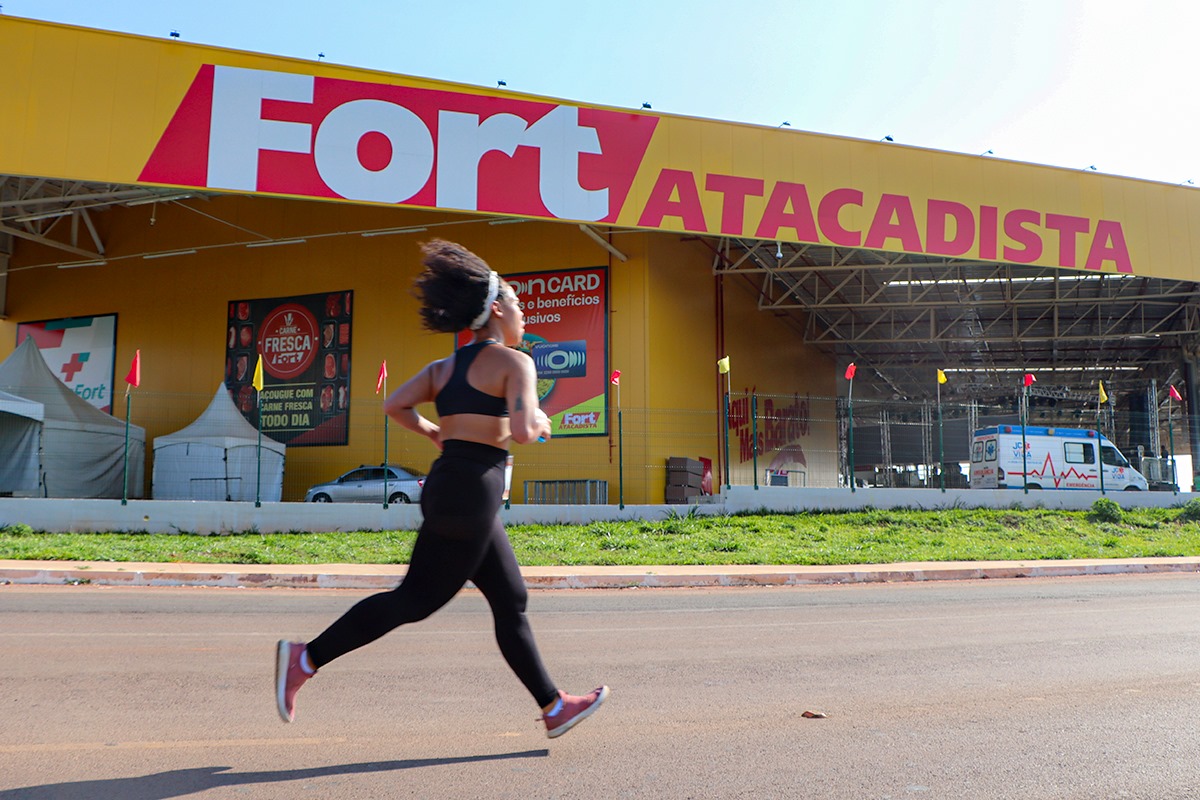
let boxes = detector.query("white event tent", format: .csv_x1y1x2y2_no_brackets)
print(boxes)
153,384,286,501
0,337,145,498
0,389,45,496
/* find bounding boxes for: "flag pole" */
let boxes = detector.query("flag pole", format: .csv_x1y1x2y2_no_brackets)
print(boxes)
255,394,263,508
375,359,389,508
253,354,263,508
616,374,624,509
720,367,729,489
847,382,855,493
937,371,945,492
383,410,390,508
847,364,856,494
1097,382,1106,495
720,381,729,489
716,358,732,491
716,357,732,490
1020,377,1029,495
383,378,390,510
1169,391,1178,494
122,383,132,507
121,349,140,506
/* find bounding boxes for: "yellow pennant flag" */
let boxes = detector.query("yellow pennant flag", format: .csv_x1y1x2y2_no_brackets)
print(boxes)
1098,380,1108,404
717,356,730,374
936,369,947,385
252,355,264,391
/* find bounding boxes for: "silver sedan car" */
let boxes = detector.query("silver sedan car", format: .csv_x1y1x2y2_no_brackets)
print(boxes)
304,465,426,504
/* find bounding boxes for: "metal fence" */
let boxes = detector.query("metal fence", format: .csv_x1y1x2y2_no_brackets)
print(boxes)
524,479,608,505
6,388,1193,502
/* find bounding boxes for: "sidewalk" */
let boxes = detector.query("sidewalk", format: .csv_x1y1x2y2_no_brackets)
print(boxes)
2,557,1200,590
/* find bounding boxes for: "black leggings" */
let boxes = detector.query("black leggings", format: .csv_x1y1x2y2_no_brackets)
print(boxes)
305,440,558,708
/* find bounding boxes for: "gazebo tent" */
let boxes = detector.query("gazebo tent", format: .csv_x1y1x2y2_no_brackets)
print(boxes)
0,389,44,497
0,337,145,498
152,384,286,501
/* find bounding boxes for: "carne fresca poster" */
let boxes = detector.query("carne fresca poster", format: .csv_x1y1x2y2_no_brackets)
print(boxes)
458,267,608,437
225,291,353,446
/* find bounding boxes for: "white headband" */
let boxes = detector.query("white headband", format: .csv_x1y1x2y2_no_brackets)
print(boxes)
469,271,500,330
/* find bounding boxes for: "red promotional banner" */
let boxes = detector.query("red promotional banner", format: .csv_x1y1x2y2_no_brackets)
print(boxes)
3,17,1168,280
459,267,608,437
133,64,1136,276
225,290,353,445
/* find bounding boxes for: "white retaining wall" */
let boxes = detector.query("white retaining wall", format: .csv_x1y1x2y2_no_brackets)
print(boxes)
0,486,1191,534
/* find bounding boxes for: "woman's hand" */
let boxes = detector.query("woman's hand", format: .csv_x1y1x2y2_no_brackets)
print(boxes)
426,423,444,451
535,407,552,441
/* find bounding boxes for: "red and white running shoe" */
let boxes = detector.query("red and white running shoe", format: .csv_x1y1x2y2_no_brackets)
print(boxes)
275,640,314,723
543,686,609,738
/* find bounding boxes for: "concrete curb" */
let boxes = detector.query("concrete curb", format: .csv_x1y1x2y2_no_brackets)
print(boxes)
2,557,1199,590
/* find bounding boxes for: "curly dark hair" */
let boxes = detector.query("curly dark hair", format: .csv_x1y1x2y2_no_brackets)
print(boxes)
411,239,497,333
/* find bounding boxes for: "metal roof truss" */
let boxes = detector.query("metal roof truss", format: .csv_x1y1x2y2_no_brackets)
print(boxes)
713,238,1200,405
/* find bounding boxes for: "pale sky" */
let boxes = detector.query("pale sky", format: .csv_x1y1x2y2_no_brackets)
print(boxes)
9,0,1200,185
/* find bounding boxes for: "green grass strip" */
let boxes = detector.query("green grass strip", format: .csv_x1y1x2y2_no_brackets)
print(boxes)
4,500,1200,566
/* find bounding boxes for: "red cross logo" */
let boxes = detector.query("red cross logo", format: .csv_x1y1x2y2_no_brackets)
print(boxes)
60,352,90,381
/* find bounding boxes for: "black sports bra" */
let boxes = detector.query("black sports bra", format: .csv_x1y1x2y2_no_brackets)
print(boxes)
434,341,509,418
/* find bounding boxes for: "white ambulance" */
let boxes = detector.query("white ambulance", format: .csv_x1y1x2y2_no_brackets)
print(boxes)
970,425,1149,491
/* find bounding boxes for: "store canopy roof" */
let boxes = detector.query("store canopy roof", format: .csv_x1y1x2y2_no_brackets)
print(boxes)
710,238,1199,405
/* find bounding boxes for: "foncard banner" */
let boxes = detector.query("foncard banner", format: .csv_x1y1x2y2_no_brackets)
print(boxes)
458,267,608,437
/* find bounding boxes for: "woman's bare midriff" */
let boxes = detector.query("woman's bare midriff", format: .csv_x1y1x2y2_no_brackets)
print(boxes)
438,414,512,449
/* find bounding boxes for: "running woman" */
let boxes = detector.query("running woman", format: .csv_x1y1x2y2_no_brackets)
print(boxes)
275,239,607,739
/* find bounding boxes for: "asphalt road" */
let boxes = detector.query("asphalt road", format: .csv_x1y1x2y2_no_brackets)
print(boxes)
3,575,1200,799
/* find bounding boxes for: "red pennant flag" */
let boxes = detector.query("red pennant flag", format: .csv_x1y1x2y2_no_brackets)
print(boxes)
376,360,388,394
1169,385,1183,402
1023,373,1036,387
844,363,856,381
610,370,621,386
124,350,141,388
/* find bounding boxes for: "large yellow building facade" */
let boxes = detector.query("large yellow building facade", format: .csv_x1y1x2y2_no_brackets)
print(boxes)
1,17,1193,501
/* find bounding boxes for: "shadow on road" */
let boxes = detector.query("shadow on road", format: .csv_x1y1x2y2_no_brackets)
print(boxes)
1,749,551,799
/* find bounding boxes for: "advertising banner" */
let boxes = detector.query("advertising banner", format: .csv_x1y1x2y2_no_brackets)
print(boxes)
4,17,1197,281
129,66,1154,278
225,291,353,446
458,267,608,437
16,314,118,413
